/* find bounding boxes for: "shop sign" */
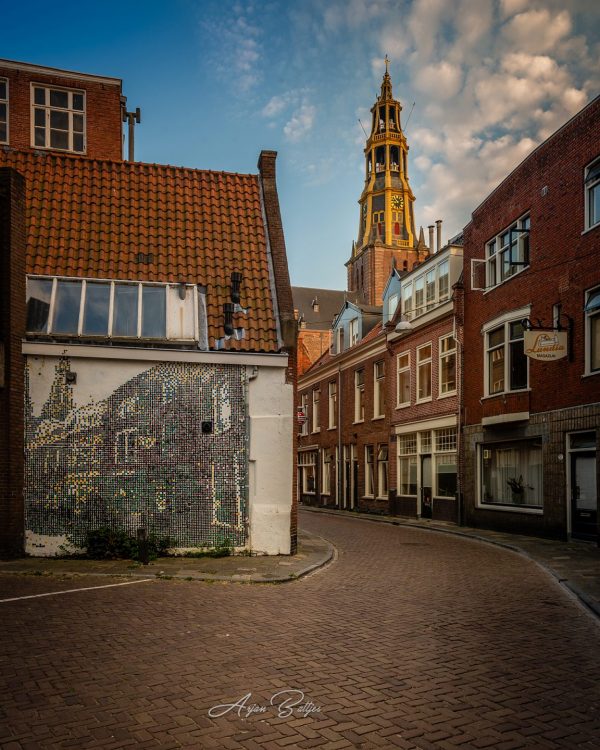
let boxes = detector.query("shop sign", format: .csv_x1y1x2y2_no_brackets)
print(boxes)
524,330,568,361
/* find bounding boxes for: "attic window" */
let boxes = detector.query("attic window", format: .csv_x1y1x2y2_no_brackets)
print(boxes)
32,85,86,154
26,276,198,342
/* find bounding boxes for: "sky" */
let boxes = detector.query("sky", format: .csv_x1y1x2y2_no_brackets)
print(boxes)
3,0,600,291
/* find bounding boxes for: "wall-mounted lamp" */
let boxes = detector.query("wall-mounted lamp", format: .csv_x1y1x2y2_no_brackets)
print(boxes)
394,316,413,333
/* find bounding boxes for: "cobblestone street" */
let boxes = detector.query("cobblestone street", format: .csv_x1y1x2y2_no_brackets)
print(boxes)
1,510,600,749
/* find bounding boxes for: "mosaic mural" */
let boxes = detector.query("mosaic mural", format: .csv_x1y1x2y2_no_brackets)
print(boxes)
25,358,249,548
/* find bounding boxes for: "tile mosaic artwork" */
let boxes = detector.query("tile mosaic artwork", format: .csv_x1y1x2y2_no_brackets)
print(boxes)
25,358,248,548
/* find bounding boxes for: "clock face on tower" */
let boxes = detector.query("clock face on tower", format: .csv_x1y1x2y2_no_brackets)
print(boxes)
392,195,404,209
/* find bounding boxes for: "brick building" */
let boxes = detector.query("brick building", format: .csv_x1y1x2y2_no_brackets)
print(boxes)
461,95,600,542
0,59,296,557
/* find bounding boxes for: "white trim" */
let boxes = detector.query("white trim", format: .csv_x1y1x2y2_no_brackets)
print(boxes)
481,305,531,333
584,284,600,376
481,412,529,426
438,332,457,398
22,341,289,367
416,341,433,403
394,415,457,435
30,82,87,154
584,155,600,232
0,58,121,86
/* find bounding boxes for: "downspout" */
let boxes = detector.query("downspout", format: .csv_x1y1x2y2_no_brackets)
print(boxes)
337,366,342,508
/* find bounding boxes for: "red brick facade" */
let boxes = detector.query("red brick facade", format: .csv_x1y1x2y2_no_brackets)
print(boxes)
0,60,124,161
0,168,26,556
461,95,600,541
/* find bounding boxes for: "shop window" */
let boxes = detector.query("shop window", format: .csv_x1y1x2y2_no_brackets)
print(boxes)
480,439,543,508
298,452,317,494
435,429,457,498
398,433,417,496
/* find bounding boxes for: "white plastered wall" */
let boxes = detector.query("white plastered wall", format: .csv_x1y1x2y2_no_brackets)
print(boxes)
247,365,294,554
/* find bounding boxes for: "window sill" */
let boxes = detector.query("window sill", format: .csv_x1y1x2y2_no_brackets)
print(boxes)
416,397,432,404
476,502,543,515
481,388,530,400
353,419,365,425
437,391,457,400
396,402,411,409
372,415,385,421
581,222,600,236
327,426,337,431
311,429,321,434
582,370,600,379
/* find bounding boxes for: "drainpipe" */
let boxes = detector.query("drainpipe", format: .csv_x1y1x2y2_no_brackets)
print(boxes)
337,366,343,508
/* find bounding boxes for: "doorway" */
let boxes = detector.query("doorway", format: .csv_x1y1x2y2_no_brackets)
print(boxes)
421,455,432,519
571,452,597,540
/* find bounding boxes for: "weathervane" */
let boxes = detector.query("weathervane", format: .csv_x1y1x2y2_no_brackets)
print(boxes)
384,54,390,73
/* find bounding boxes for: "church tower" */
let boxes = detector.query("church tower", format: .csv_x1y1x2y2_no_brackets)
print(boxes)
347,59,429,305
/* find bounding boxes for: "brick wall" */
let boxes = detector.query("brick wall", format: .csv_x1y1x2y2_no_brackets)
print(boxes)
462,96,600,425
0,168,26,557
298,329,330,374
0,63,123,161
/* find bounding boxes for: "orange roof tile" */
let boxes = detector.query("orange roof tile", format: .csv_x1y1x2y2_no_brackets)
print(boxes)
0,150,281,352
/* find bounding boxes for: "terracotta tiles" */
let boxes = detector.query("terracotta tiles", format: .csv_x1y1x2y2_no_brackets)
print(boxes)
0,150,280,352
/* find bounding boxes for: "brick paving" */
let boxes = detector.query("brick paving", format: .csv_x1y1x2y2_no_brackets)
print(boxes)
1,511,600,749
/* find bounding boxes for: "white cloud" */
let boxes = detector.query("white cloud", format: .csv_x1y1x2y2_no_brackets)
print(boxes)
414,61,462,99
503,9,572,54
262,95,289,118
284,103,316,142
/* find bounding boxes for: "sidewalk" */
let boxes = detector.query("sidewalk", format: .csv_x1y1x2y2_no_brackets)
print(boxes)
301,505,600,619
0,530,333,584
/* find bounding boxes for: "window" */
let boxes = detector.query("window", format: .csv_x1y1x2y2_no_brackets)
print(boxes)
312,388,320,432
439,335,457,395
373,360,385,418
354,369,365,422
486,319,527,395
298,452,317,494
398,434,417,495
300,393,309,436
25,277,196,341
425,269,436,310
585,286,600,373
486,214,530,287
115,428,137,464
0,78,8,144
365,445,375,496
438,260,449,301
328,381,337,428
402,283,412,318
480,439,543,508
435,429,457,498
586,157,600,230
349,318,359,346
414,276,424,316
32,85,85,153
417,343,432,401
377,444,388,498
397,352,410,406
387,293,399,322
322,449,333,495
336,326,345,353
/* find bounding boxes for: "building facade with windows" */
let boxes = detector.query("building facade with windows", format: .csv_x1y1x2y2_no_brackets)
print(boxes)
461,95,600,541
0,59,297,557
387,240,463,522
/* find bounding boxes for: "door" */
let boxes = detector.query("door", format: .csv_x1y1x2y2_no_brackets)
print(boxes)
571,452,597,540
344,447,350,510
421,455,432,519
352,456,358,509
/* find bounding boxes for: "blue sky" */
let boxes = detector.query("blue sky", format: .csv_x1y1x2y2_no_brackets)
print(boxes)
4,0,599,291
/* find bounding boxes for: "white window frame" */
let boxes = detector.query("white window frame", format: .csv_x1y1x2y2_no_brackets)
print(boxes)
300,393,309,436
31,83,86,154
321,449,332,495
439,334,457,397
336,326,344,353
397,433,418,497
312,388,320,433
416,342,432,402
377,444,388,498
298,451,317,494
585,285,600,375
349,318,359,346
396,351,411,407
485,213,530,290
354,369,365,423
483,310,529,397
328,380,337,429
0,77,8,145
387,292,399,322
373,360,385,419
585,156,600,231
365,444,375,497
401,283,413,319
26,275,200,342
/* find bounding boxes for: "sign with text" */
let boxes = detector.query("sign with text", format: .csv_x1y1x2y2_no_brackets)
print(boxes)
524,330,568,361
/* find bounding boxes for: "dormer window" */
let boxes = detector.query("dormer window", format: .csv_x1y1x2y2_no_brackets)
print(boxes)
349,317,359,346
32,84,86,153
26,276,198,342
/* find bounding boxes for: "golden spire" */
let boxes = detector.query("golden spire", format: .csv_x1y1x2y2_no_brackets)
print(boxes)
380,56,393,100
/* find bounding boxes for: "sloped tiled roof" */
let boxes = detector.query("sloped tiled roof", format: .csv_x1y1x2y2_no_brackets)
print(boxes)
292,286,359,330
301,321,384,378
0,150,280,352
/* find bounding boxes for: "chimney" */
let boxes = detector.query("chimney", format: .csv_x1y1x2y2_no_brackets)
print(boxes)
428,225,434,253
435,219,442,253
